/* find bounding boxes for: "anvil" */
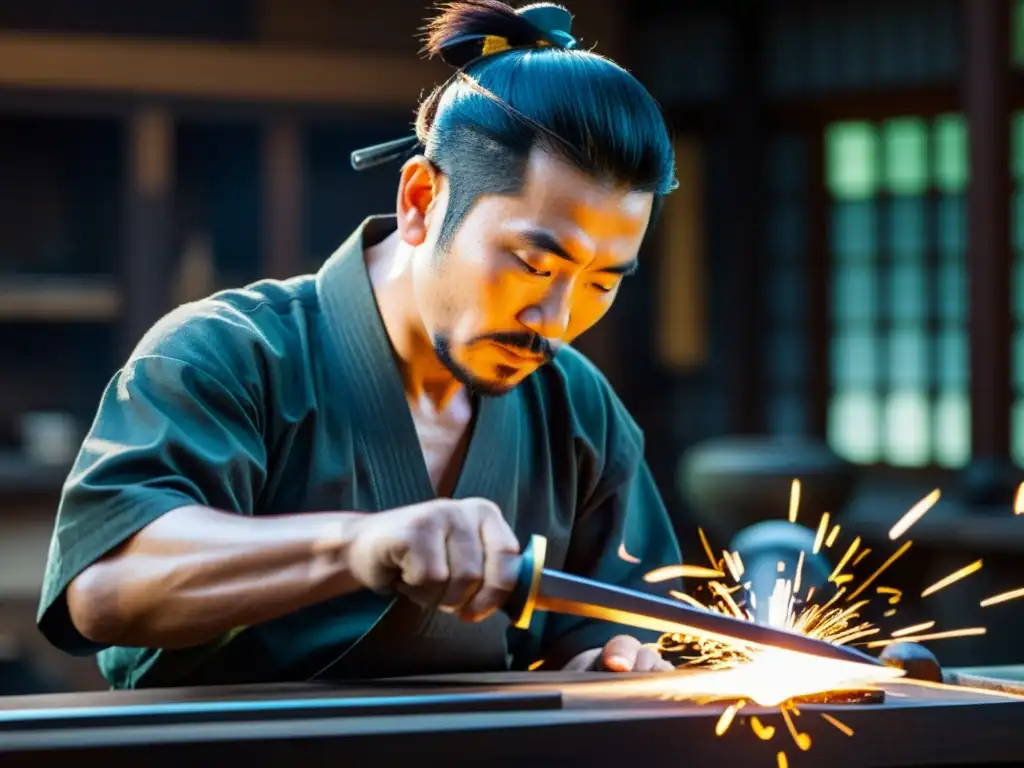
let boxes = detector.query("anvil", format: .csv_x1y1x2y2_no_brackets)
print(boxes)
504,534,883,667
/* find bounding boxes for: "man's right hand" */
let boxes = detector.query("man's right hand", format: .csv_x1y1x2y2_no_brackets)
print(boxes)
347,498,522,622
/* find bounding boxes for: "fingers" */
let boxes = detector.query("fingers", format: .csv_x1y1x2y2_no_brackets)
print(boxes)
437,518,484,611
459,500,521,621
598,636,674,672
600,634,644,672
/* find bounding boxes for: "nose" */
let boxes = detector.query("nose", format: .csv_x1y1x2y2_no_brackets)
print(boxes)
519,282,571,341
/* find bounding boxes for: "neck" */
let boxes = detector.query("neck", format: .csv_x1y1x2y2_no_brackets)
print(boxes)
364,231,464,410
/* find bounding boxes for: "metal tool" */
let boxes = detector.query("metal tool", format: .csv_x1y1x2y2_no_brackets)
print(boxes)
504,534,884,668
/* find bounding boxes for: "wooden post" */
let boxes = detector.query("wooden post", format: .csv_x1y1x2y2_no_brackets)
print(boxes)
963,0,1017,502
123,105,173,354
263,117,303,280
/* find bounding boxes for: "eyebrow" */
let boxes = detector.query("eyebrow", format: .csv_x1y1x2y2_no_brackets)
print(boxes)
518,229,639,277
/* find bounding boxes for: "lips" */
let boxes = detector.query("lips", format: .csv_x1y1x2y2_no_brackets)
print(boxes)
492,342,543,364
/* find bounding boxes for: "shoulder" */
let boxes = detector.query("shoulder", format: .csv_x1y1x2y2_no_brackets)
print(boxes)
544,345,644,468
127,276,318,387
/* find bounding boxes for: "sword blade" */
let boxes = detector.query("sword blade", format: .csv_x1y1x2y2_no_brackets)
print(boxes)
535,569,883,667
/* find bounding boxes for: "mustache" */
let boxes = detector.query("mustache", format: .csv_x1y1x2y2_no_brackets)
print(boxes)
480,332,556,361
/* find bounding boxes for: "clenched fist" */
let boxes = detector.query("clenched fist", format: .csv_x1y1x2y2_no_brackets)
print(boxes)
347,497,521,621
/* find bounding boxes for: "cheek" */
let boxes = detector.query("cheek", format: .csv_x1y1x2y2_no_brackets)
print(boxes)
564,291,615,342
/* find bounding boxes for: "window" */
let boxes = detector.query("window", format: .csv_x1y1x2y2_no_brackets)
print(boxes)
825,116,969,467
1011,113,1024,464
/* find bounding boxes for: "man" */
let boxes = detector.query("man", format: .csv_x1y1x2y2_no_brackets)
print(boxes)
37,0,685,689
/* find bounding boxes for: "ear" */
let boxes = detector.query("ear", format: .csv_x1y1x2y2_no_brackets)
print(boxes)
396,156,444,247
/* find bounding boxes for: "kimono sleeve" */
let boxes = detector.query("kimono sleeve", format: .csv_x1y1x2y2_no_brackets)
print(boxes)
538,437,685,668
37,353,268,656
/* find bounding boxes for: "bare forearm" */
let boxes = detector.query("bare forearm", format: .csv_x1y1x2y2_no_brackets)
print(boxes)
66,505,365,649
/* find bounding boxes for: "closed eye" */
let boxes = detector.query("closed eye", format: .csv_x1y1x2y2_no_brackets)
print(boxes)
511,251,551,277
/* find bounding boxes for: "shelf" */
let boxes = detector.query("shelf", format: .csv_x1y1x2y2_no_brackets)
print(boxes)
0,277,120,322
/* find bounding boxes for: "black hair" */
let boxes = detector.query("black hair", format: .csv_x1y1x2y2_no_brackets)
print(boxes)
416,1,677,249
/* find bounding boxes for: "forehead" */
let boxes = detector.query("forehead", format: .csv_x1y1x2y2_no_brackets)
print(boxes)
491,149,653,258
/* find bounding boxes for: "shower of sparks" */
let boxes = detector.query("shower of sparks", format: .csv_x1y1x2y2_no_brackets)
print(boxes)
1015,482,1024,515
788,479,801,524
920,560,983,598
609,480,1007,766
888,489,941,540
981,587,1024,607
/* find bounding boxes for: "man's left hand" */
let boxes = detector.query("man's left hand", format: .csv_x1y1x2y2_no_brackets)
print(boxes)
562,634,675,672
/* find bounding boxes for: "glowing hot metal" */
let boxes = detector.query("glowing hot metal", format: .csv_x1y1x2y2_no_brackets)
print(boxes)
505,535,884,668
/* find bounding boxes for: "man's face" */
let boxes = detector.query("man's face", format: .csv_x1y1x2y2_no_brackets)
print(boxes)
400,148,653,396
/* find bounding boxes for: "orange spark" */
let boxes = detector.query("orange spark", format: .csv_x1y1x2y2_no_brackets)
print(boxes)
846,540,913,601
722,550,743,581
644,565,725,582
788,479,801,523
828,536,861,583
921,560,983,598
715,700,744,736
877,586,903,605
812,512,830,554
866,627,986,648
527,659,545,671
825,524,841,548
697,527,717,568
793,550,805,595
891,621,936,638
981,587,1024,607
884,608,898,617
889,489,941,540
777,561,786,573
853,548,872,566
1015,482,1024,515
751,716,776,740
821,713,854,737
780,705,811,751
617,541,641,563
777,752,789,768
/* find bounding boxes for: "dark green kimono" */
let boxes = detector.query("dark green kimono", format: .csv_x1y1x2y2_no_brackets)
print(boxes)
37,215,684,689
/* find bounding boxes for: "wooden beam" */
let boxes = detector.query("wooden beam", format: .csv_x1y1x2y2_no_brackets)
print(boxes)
0,31,447,107
964,0,1016,499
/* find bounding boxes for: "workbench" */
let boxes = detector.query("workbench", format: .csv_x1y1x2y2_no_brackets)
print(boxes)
0,669,1022,767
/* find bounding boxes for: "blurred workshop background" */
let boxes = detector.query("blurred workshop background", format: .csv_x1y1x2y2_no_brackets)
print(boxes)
0,0,1022,692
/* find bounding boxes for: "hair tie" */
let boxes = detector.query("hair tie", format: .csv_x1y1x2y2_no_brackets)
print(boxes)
351,4,578,171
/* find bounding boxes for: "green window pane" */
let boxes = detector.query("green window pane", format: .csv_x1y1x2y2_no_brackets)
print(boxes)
1013,113,1024,180
887,197,927,256
883,118,928,195
832,331,878,389
938,327,968,390
884,390,931,467
828,390,881,464
887,262,928,322
934,391,970,468
1014,259,1024,322
937,195,966,255
937,261,966,323
889,328,928,389
934,114,967,193
1012,399,1024,467
832,201,877,261
833,263,876,324
1014,189,1024,252
826,122,879,199
1014,330,1024,390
